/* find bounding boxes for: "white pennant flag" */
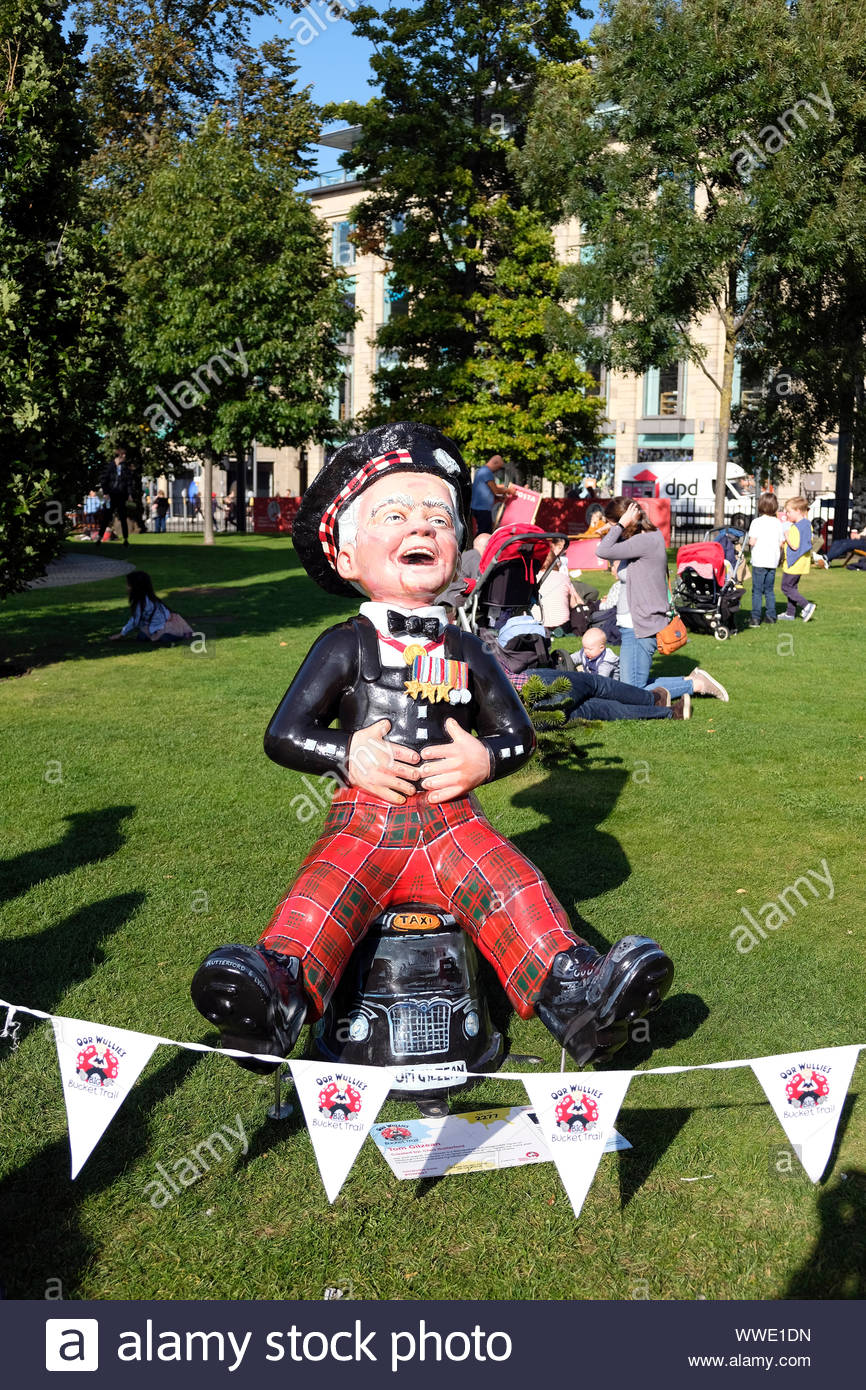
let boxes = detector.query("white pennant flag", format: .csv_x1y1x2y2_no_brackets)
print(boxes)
289,1059,392,1203
51,1016,161,1178
751,1045,861,1183
523,1070,633,1218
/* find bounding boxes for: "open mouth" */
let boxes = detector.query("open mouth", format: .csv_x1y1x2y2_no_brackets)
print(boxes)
399,547,437,565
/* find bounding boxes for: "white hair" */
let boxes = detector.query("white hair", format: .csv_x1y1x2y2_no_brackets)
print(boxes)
337,479,464,550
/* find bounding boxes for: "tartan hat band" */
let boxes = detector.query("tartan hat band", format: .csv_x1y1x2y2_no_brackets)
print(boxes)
318,449,413,568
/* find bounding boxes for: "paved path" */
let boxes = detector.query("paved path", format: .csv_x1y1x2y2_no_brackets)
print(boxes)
27,549,136,589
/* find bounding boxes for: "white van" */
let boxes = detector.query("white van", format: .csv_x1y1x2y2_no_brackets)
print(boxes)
620,460,749,517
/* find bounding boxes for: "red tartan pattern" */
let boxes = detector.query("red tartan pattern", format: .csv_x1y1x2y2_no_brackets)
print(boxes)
318,449,413,567
259,787,578,1019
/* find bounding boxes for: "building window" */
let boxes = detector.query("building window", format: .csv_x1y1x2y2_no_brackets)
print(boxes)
383,272,408,323
332,220,355,268
332,358,353,423
584,360,609,409
644,363,685,417
340,276,356,347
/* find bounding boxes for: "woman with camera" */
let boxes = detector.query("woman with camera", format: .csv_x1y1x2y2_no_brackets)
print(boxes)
596,499,729,702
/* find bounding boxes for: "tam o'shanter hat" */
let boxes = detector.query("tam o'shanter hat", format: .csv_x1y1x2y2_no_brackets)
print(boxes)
293,421,472,598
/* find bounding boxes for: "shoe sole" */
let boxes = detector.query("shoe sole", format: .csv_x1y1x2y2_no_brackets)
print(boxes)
802,609,816,622
191,956,289,1073
691,668,729,702
538,936,674,1067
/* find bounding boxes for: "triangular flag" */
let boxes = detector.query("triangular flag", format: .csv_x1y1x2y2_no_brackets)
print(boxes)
51,1016,161,1178
523,1070,633,1218
751,1045,861,1183
289,1059,392,1203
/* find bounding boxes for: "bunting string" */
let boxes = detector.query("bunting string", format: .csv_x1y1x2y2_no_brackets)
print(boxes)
2,998,862,1210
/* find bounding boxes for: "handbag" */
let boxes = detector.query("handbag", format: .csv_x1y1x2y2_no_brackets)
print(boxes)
656,569,688,655
163,610,193,638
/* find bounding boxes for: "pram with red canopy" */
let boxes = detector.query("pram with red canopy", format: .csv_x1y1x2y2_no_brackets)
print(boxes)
673,541,744,640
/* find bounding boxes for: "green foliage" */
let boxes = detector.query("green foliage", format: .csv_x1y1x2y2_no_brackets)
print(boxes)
112,114,355,523
329,1,598,476
449,202,605,482
518,0,835,517
521,672,587,761
0,0,119,596
75,0,298,201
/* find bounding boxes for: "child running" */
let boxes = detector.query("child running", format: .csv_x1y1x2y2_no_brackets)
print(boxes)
779,497,816,622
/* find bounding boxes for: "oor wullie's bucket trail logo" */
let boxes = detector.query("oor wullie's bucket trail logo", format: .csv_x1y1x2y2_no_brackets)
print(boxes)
785,1069,831,1110
555,1092,599,1133
318,1081,363,1122
380,1125,412,1142
76,1043,121,1087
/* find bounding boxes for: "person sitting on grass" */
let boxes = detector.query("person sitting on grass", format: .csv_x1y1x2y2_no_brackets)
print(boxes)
108,571,190,645
575,626,620,678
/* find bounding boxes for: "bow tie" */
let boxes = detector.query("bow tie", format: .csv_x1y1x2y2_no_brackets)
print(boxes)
387,611,441,641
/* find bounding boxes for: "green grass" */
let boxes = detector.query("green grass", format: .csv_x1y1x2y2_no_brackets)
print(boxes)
1,534,864,1301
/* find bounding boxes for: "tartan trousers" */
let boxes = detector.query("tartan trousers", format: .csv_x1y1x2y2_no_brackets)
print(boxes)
258,786,579,1020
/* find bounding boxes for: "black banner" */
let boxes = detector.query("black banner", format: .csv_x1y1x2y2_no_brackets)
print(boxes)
3,1299,857,1386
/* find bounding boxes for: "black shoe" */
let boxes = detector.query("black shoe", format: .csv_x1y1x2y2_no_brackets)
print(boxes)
191,944,308,1073
535,935,674,1067
762,615,776,624
749,618,761,628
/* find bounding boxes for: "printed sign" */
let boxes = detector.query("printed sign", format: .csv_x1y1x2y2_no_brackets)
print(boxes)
390,1061,468,1092
289,1060,392,1202
750,1045,860,1183
51,1016,161,1179
371,1104,630,1180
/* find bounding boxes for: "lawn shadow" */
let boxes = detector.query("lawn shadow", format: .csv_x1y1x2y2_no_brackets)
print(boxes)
0,892,146,1035
595,991,711,1072
785,1155,866,1298
507,748,632,954
0,1047,202,1298
617,1106,693,1208
0,806,135,906
1,541,353,669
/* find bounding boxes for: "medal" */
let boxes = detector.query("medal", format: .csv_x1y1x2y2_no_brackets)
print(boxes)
403,646,471,703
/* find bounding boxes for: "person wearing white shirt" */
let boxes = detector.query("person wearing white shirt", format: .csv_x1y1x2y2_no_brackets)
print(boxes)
747,494,786,625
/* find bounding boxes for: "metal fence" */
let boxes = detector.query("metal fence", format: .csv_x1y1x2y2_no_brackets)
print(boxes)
670,505,756,545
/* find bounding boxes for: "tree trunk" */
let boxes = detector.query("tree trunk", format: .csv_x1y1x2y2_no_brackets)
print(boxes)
714,325,736,530
234,439,247,534
833,374,854,542
202,453,214,546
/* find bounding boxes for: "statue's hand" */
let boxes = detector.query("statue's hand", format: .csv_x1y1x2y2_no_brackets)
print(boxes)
420,719,491,804
347,720,421,805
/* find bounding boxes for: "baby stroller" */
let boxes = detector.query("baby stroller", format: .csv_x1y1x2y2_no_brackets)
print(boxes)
459,524,570,635
704,524,750,586
673,540,745,641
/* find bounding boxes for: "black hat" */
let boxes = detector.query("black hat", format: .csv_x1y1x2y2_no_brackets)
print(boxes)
293,421,472,597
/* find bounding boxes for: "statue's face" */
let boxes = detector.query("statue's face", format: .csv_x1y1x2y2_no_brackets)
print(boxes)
335,471,459,606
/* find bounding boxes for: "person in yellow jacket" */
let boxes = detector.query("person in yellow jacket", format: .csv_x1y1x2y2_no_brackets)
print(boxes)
779,497,816,622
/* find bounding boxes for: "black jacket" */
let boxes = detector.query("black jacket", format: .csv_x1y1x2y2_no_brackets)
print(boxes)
264,616,536,783
100,461,132,497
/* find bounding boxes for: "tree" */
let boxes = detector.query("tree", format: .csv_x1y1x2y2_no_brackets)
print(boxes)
115,116,355,543
329,0,602,478
518,0,823,525
0,0,119,596
731,0,866,538
74,0,299,202
448,202,606,483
